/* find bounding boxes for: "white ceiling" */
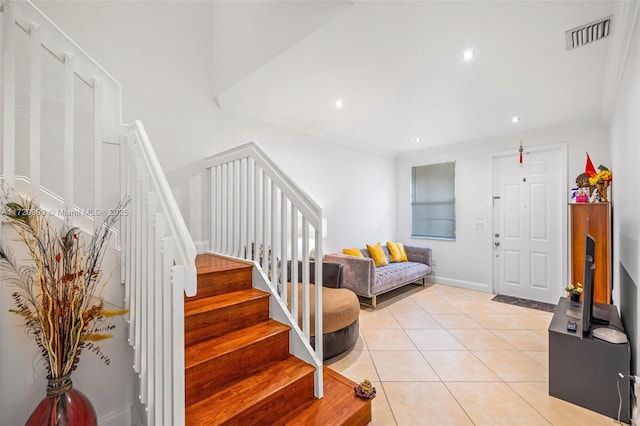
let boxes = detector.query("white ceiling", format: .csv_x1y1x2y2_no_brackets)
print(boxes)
216,1,617,154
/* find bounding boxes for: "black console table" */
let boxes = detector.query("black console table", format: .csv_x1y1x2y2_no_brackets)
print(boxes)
548,297,630,422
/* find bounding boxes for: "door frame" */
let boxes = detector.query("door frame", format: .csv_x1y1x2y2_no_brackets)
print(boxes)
487,142,568,298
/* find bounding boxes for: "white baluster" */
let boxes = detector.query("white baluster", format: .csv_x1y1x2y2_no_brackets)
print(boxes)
302,217,310,339
153,212,166,425
271,181,277,288
29,24,41,198
221,163,227,255
280,195,287,306
262,171,268,272
161,236,174,424
145,191,157,424
171,262,186,426
291,207,298,321
139,172,150,404
240,159,247,259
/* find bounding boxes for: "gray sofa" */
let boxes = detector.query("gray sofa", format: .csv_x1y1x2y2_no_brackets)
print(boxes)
324,245,432,308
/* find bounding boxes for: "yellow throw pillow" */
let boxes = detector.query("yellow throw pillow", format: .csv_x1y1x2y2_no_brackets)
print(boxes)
398,243,408,262
367,243,389,267
387,241,408,262
343,248,364,257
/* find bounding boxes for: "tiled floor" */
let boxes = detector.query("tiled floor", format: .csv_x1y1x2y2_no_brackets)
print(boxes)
326,283,620,426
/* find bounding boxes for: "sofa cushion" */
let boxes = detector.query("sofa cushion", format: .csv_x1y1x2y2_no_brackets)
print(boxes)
375,262,431,294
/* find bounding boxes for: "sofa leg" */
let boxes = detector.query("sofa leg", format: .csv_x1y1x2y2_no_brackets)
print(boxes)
371,295,377,309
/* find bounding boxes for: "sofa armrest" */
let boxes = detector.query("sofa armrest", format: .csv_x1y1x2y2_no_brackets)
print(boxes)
405,245,432,268
323,253,376,298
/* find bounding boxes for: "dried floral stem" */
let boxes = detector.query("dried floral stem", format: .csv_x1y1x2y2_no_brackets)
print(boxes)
0,183,129,379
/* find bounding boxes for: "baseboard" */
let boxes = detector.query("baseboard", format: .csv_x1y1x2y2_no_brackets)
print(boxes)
431,275,490,293
193,240,209,254
100,406,132,426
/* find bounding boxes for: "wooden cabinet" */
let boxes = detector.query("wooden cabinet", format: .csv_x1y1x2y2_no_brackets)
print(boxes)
570,203,611,304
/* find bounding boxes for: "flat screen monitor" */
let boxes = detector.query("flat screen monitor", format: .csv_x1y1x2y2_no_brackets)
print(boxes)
582,233,609,336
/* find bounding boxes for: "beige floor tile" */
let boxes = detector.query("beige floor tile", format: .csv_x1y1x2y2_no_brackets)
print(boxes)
385,298,425,315
510,314,553,330
362,329,417,350
448,329,515,350
491,329,548,351
446,382,551,425
487,300,537,315
325,350,379,383
509,382,614,425
431,313,484,329
369,382,397,426
467,313,529,329
384,382,473,425
522,350,549,368
449,301,500,314
391,311,443,330
473,350,548,382
421,351,501,382
370,351,439,381
415,300,462,314
359,311,402,330
352,332,368,351
405,329,466,351
408,288,446,302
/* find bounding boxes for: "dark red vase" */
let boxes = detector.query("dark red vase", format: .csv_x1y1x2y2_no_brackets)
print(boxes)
26,375,97,426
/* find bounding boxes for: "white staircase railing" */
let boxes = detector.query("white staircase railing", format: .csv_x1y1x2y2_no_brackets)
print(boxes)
1,1,196,424
205,141,324,397
122,121,197,425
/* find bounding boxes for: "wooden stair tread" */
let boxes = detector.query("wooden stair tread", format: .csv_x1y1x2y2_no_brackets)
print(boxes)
196,253,253,275
185,319,289,369
184,288,268,316
279,367,372,426
186,357,315,425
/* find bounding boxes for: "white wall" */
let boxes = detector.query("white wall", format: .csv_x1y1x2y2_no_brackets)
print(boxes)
610,12,640,373
395,120,610,292
36,1,396,251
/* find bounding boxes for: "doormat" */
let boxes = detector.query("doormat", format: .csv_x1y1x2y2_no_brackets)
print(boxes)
491,294,556,313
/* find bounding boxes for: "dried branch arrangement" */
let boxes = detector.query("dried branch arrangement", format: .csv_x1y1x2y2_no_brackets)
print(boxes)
0,185,129,380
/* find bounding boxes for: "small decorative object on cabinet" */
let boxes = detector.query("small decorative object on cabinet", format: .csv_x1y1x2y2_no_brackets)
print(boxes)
565,283,583,306
0,187,129,425
570,203,611,304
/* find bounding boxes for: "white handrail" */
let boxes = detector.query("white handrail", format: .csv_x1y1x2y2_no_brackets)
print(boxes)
205,142,325,397
129,121,198,296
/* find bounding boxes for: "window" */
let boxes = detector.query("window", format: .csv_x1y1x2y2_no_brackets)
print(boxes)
411,162,456,240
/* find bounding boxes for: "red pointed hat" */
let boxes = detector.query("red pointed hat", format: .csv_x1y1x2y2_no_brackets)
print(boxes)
585,153,597,177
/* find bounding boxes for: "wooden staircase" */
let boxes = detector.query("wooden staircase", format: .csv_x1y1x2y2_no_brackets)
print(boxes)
185,254,372,425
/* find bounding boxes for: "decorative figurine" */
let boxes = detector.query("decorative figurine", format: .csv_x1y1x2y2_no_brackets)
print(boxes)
355,379,376,399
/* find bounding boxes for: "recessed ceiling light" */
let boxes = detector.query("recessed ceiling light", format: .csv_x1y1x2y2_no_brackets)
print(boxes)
511,116,521,123
462,49,475,62
415,137,421,143
335,99,343,109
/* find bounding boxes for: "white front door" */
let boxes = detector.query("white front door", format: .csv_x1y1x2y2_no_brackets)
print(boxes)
492,146,564,304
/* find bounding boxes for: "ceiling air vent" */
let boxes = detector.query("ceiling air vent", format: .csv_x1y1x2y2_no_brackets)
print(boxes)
566,15,612,50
